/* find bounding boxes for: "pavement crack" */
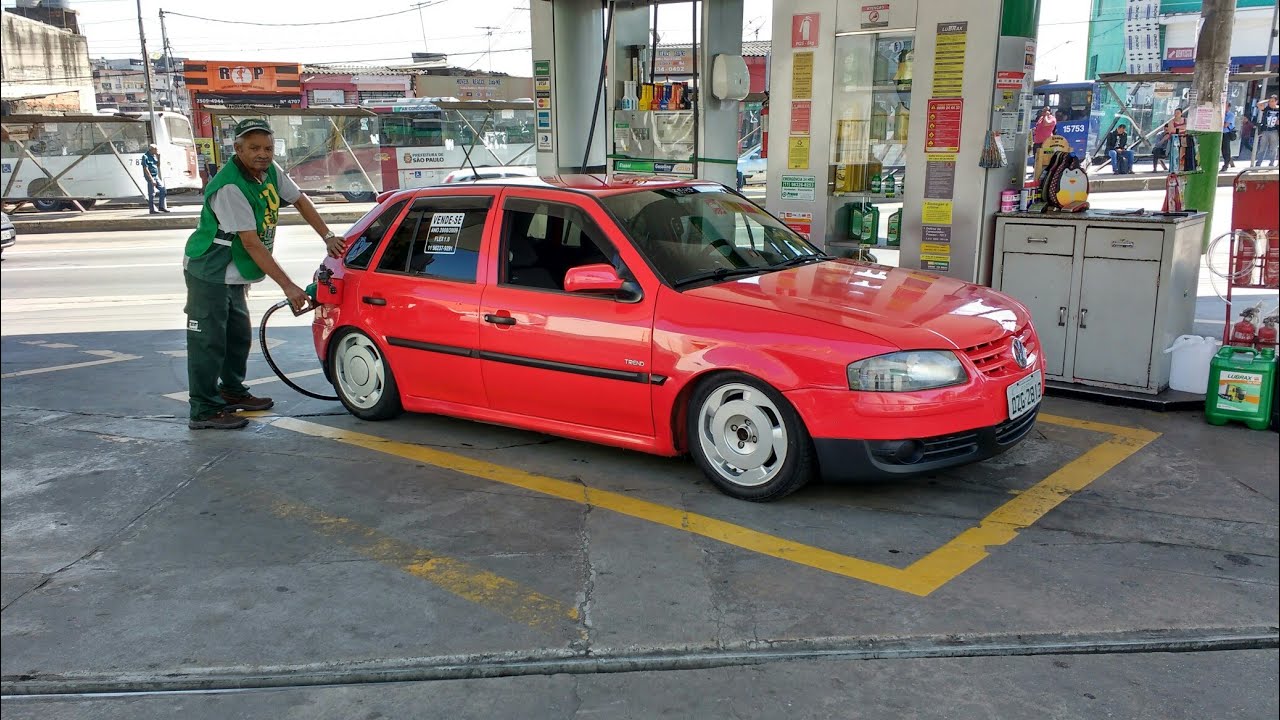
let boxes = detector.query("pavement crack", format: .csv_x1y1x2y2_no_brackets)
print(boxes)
573,475,596,652
0,575,52,612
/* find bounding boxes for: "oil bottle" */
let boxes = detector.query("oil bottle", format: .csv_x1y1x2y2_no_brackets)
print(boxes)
886,208,902,247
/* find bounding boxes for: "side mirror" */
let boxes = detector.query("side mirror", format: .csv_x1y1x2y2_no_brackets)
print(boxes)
563,263,642,303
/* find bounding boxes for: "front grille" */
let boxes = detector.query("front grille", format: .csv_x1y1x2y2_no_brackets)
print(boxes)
919,431,980,463
995,405,1040,445
962,326,1037,379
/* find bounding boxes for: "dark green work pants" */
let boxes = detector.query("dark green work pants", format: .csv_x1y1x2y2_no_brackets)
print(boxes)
185,271,253,420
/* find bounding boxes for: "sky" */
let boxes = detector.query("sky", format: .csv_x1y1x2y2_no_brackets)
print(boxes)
4,0,1085,81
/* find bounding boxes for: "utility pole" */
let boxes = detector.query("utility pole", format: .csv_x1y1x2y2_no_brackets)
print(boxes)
477,25,499,74
1182,0,1233,251
135,0,157,144
159,9,177,112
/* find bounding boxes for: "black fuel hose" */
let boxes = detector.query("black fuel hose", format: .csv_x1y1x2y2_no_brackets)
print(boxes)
258,299,339,401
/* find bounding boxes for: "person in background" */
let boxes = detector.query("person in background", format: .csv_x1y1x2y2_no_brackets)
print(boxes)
1151,126,1170,172
1032,106,1057,154
1256,95,1279,167
1104,123,1135,174
141,144,169,214
1222,103,1237,171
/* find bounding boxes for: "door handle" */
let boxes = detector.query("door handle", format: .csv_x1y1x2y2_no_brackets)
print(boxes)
362,296,387,306
1058,306,1067,326
484,313,516,326
1079,308,1088,329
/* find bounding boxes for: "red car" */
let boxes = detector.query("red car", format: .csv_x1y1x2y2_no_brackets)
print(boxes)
311,175,1044,502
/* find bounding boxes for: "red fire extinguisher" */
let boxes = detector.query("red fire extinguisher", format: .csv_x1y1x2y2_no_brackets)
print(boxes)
1262,231,1280,289
1231,303,1262,346
1234,231,1258,287
1257,313,1278,350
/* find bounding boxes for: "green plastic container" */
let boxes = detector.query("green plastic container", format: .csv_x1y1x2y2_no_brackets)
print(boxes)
1205,346,1276,430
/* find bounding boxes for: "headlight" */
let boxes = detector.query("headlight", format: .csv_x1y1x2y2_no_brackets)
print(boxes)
847,351,968,392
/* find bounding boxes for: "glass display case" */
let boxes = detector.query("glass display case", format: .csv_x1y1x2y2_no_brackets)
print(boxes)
829,31,914,197
826,30,914,249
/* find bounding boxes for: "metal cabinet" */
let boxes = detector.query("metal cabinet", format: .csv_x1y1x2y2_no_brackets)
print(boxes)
992,212,1206,394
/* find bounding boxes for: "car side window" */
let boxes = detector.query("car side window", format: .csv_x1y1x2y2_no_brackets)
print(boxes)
499,198,625,292
345,199,408,269
376,196,492,283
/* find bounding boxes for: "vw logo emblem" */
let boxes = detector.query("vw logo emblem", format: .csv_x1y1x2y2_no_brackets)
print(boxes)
1011,337,1030,369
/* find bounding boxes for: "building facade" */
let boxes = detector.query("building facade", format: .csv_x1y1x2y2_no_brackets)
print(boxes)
300,65,414,107
1086,0,1279,78
0,9,94,113
92,57,188,114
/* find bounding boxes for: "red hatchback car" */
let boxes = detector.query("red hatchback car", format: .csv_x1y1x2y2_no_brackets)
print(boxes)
311,175,1044,501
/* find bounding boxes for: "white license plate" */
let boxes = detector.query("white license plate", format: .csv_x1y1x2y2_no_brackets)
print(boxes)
1006,370,1043,421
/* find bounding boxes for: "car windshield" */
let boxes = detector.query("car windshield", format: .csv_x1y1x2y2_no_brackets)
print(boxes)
601,186,823,288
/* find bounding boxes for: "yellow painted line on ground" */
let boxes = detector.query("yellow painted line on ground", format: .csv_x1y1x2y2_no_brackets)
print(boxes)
230,483,583,638
269,414,1161,596
2,350,142,379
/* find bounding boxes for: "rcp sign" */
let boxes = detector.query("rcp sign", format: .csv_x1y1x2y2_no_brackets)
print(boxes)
220,66,265,84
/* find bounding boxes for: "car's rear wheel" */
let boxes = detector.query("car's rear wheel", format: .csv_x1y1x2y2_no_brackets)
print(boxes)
330,328,402,420
687,372,814,502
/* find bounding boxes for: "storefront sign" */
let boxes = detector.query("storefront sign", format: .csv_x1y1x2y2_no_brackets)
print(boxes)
309,89,345,105
790,101,811,135
1165,47,1195,61
861,4,889,29
780,211,813,239
787,137,810,169
655,48,693,75
792,13,819,48
924,99,963,153
792,52,814,99
932,21,968,97
780,174,816,201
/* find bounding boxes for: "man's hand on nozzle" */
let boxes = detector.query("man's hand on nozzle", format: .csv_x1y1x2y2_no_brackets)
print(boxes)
283,282,310,313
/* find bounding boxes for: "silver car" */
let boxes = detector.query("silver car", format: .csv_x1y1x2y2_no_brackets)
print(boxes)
1,212,15,257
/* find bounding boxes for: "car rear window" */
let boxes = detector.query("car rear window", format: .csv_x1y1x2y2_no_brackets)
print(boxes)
375,196,492,283
344,198,408,269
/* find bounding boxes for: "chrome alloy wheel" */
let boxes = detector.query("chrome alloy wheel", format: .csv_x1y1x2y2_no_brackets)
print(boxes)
695,382,789,487
334,332,387,409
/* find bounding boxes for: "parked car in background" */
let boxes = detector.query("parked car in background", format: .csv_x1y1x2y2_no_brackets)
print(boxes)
1,212,15,257
737,144,766,189
312,175,1043,502
442,165,537,184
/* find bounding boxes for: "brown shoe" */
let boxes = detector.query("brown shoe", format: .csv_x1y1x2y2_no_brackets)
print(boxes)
219,391,274,412
189,411,249,430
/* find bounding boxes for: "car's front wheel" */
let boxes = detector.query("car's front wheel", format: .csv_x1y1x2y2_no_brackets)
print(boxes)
687,373,814,502
330,328,402,420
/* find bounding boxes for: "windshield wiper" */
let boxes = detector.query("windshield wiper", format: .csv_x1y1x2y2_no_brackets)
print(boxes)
771,254,829,269
671,266,768,289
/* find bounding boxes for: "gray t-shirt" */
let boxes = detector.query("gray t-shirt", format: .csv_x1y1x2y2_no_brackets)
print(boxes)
186,162,304,284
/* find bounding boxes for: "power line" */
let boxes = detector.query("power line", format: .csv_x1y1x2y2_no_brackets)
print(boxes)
162,1,448,29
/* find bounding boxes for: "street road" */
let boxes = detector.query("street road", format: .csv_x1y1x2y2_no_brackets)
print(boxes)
1,226,348,336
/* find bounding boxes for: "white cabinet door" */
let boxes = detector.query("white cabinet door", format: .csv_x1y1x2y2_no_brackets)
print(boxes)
998,252,1074,378
1073,258,1160,387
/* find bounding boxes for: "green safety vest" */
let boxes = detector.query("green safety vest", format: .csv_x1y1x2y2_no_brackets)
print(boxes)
184,159,283,283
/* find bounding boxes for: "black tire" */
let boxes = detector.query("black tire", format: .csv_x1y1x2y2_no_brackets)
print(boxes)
685,372,814,502
340,174,375,202
32,198,66,212
328,328,403,421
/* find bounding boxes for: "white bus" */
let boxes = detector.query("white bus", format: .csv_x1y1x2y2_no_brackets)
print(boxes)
1,111,200,211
